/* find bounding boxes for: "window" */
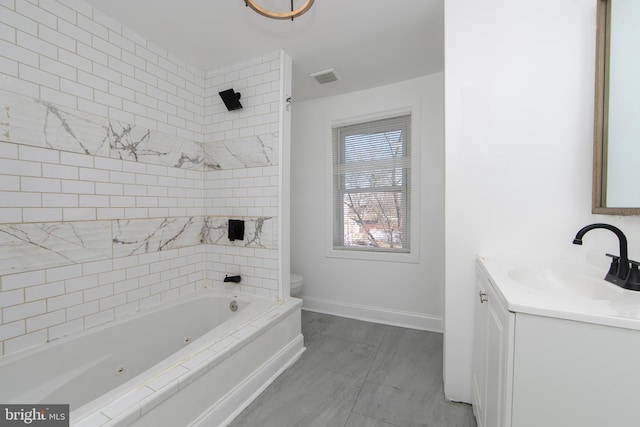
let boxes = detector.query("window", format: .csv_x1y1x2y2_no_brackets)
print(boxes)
332,114,411,253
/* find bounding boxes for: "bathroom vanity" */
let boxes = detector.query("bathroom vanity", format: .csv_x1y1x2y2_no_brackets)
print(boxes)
472,256,640,427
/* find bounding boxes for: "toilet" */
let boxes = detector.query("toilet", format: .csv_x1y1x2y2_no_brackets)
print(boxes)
290,273,303,297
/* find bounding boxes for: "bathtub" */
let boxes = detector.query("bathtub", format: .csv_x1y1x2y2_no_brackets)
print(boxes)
0,289,304,426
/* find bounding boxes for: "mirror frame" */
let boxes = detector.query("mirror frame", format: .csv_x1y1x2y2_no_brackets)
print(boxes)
592,0,640,215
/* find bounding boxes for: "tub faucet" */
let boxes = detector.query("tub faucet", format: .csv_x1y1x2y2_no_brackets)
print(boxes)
224,275,241,283
572,223,640,290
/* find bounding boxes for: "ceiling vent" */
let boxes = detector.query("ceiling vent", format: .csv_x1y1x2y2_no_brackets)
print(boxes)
310,68,340,85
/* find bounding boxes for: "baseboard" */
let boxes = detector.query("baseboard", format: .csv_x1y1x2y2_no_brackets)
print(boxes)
190,334,305,427
301,296,443,332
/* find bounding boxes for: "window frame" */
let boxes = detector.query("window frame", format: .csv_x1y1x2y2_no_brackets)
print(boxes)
325,107,420,264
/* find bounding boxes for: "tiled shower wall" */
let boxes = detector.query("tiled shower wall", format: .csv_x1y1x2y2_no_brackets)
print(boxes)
0,0,283,356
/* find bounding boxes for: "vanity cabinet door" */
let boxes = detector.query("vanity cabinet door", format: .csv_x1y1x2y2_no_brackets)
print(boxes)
473,265,515,427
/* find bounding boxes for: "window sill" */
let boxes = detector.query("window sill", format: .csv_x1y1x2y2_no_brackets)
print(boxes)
326,247,419,264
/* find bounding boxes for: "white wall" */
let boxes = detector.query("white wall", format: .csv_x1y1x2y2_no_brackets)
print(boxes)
291,74,444,330
444,0,640,403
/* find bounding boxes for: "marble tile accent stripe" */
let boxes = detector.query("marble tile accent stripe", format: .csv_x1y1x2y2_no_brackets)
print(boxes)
112,217,203,257
1,90,271,172
204,132,277,170
0,221,111,277
201,216,276,249
1,90,110,157
0,217,204,278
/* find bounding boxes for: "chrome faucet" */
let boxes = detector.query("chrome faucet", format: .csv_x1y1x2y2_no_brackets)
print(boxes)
573,223,640,290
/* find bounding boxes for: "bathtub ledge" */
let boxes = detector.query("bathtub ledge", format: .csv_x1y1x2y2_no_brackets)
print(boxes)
74,296,302,427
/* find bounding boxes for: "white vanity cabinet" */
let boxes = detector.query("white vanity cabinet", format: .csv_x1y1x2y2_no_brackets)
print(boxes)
474,257,640,427
472,263,514,427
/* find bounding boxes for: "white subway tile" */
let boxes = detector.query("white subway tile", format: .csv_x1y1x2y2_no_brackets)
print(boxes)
0,289,24,308
0,56,18,77
0,175,19,191
0,320,26,341
0,191,40,207
93,156,122,171
58,48,92,73
0,158,42,176
26,310,65,332
79,167,109,182
62,180,94,194
65,274,98,292
95,182,123,195
16,30,57,59
0,142,17,159
99,293,126,311
57,0,92,17
127,286,149,302
110,171,135,184
43,193,77,207
60,79,93,100
112,278,137,294
77,68,108,92
38,26,76,52
110,196,135,207
46,264,82,282
77,98,108,117
93,90,122,109
3,300,46,322
76,15,107,39
21,176,61,192
42,163,78,180
60,151,93,168
0,208,22,223
1,6,38,36
108,30,134,53
25,280,65,301
83,283,112,301
47,291,82,311
39,87,76,109
15,0,57,28
123,184,146,196
1,269,45,291
126,264,149,279
135,44,157,65
66,300,98,320
39,0,76,26
108,81,134,101
63,207,95,221
80,259,111,276
23,208,63,222
97,268,124,286
96,207,123,220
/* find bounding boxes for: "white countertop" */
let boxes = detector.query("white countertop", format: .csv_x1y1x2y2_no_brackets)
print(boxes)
478,255,640,331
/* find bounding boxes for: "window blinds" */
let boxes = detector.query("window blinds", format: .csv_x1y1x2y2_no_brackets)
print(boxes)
332,114,411,252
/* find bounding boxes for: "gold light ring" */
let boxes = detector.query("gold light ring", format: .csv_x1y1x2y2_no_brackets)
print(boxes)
245,0,314,20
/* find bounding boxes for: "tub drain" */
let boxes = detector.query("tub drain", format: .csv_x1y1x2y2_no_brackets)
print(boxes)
230,300,238,312
114,365,126,376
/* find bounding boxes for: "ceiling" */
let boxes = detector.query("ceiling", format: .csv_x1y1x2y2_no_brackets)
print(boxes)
83,0,444,101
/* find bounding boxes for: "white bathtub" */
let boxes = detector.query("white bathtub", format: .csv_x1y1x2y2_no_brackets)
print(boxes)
0,289,304,426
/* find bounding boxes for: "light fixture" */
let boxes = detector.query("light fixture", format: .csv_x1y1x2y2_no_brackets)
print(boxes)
244,0,314,21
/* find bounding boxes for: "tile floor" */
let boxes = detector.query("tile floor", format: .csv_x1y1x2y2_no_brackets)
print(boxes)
229,311,477,427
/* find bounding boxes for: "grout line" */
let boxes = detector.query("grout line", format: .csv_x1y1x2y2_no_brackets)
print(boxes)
342,323,389,427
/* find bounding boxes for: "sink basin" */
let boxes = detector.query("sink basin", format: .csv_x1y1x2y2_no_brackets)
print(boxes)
507,267,626,301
